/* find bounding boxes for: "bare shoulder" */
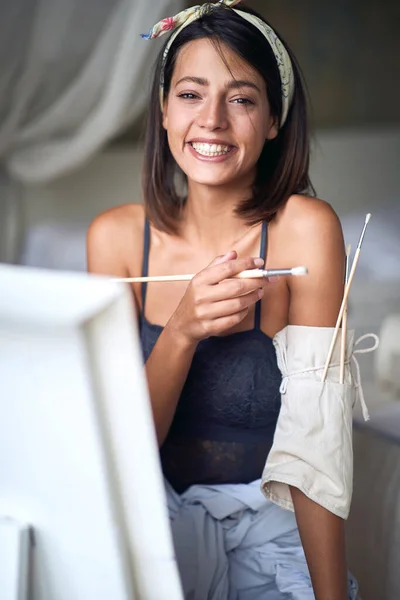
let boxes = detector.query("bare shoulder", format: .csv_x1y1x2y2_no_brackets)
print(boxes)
275,195,345,326
279,194,342,242
86,203,145,276
87,203,145,244
275,194,344,261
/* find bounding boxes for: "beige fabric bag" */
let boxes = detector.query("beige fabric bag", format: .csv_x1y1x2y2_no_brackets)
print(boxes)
261,325,377,520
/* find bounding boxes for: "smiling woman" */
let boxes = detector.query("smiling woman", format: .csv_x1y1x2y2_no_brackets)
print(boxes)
87,1,359,599
143,3,312,234
163,38,277,190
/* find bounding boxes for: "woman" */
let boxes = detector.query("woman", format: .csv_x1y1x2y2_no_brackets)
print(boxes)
87,1,359,598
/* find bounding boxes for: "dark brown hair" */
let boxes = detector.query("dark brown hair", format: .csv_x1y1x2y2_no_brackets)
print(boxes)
142,4,315,233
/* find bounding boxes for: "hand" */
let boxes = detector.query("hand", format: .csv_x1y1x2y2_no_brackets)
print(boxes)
167,250,271,346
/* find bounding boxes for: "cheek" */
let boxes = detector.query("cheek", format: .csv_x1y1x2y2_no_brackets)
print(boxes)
166,126,187,168
167,129,185,158
238,110,269,144
165,107,188,143
241,123,268,160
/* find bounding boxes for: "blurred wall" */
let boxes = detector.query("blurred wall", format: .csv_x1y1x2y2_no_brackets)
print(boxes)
242,0,399,128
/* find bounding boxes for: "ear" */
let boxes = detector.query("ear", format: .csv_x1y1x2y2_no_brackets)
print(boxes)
266,116,278,141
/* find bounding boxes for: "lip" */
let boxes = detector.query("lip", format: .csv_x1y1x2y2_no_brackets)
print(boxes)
187,141,237,163
188,138,235,147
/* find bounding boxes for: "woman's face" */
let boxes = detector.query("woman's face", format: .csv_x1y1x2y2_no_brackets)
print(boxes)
163,38,278,190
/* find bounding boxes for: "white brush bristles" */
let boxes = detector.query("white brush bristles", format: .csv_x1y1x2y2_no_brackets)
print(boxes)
291,266,308,276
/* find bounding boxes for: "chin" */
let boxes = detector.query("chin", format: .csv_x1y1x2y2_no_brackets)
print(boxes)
186,173,237,187
182,163,243,186
178,155,256,190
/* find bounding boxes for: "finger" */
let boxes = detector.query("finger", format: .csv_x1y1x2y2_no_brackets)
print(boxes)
202,276,267,303
198,288,264,321
204,308,250,336
200,256,264,285
208,250,237,267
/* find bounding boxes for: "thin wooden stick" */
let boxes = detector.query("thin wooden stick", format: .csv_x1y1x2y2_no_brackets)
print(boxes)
339,244,351,384
321,214,371,382
113,266,308,284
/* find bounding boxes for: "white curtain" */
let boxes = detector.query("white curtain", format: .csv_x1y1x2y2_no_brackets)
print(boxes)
0,0,182,262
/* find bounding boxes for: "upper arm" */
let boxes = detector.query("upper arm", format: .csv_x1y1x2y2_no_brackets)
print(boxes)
86,210,129,278
286,197,345,327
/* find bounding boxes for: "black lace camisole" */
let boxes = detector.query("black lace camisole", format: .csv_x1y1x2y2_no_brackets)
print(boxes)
139,219,282,493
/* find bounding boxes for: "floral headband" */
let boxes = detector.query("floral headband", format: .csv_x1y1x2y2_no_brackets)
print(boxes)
141,0,294,127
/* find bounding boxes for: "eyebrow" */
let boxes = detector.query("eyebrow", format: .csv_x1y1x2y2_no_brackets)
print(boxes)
175,76,261,93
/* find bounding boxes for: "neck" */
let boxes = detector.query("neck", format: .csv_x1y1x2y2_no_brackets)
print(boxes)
183,179,255,254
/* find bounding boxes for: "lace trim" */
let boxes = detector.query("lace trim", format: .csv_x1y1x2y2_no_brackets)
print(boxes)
278,333,380,422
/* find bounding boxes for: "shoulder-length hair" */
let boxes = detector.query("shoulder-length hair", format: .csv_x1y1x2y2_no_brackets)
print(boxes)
142,4,315,233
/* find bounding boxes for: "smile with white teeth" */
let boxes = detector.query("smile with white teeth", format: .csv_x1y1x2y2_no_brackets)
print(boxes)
190,142,233,157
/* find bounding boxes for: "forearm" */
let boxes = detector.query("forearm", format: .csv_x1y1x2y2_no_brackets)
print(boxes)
291,487,348,600
145,322,197,446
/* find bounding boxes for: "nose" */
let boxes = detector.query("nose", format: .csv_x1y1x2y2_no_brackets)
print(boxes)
196,97,228,131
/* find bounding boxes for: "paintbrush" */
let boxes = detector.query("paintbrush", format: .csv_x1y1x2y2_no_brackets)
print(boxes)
114,265,308,283
339,243,352,384
321,214,371,382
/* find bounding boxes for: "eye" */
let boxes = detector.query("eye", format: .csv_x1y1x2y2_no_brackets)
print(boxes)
178,93,200,100
232,97,254,105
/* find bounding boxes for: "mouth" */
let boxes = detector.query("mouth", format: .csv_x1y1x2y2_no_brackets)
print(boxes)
188,141,236,158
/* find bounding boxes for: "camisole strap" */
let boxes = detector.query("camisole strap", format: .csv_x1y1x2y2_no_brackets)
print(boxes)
254,221,268,330
141,217,150,313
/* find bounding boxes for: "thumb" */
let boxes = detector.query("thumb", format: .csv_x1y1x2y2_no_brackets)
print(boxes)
210,250,237,266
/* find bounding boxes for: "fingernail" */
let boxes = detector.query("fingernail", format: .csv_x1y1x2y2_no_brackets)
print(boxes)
258,288,264,299
254,258,264,267
267,276,280,283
